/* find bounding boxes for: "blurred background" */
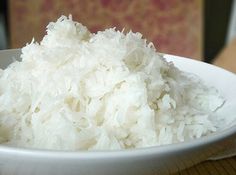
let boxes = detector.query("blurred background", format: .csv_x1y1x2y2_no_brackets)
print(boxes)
0,0,235,72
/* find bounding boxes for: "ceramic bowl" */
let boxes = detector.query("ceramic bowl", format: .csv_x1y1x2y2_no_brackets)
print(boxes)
0,49,235,175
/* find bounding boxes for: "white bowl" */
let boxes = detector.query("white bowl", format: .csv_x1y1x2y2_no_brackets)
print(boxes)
0,49,235,175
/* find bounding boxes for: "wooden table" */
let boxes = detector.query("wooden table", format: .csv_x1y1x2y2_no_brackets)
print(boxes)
175,156,236,175
213,38,236,73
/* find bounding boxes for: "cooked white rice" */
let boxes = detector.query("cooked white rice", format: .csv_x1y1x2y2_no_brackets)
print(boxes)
0,15,224,150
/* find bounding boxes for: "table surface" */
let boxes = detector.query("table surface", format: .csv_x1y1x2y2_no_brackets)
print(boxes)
174,156,236,175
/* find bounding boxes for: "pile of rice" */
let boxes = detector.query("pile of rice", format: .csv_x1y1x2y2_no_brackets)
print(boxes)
0,16,224,150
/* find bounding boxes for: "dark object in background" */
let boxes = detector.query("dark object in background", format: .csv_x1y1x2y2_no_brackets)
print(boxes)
0,0,7,18
204,0,232,62
0,0,7,27
0,0,8,49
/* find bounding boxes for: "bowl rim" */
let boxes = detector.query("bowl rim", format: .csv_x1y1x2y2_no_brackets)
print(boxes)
0,50,235,159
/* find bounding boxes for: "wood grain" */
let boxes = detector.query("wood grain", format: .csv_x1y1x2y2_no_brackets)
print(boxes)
175,157,236,175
